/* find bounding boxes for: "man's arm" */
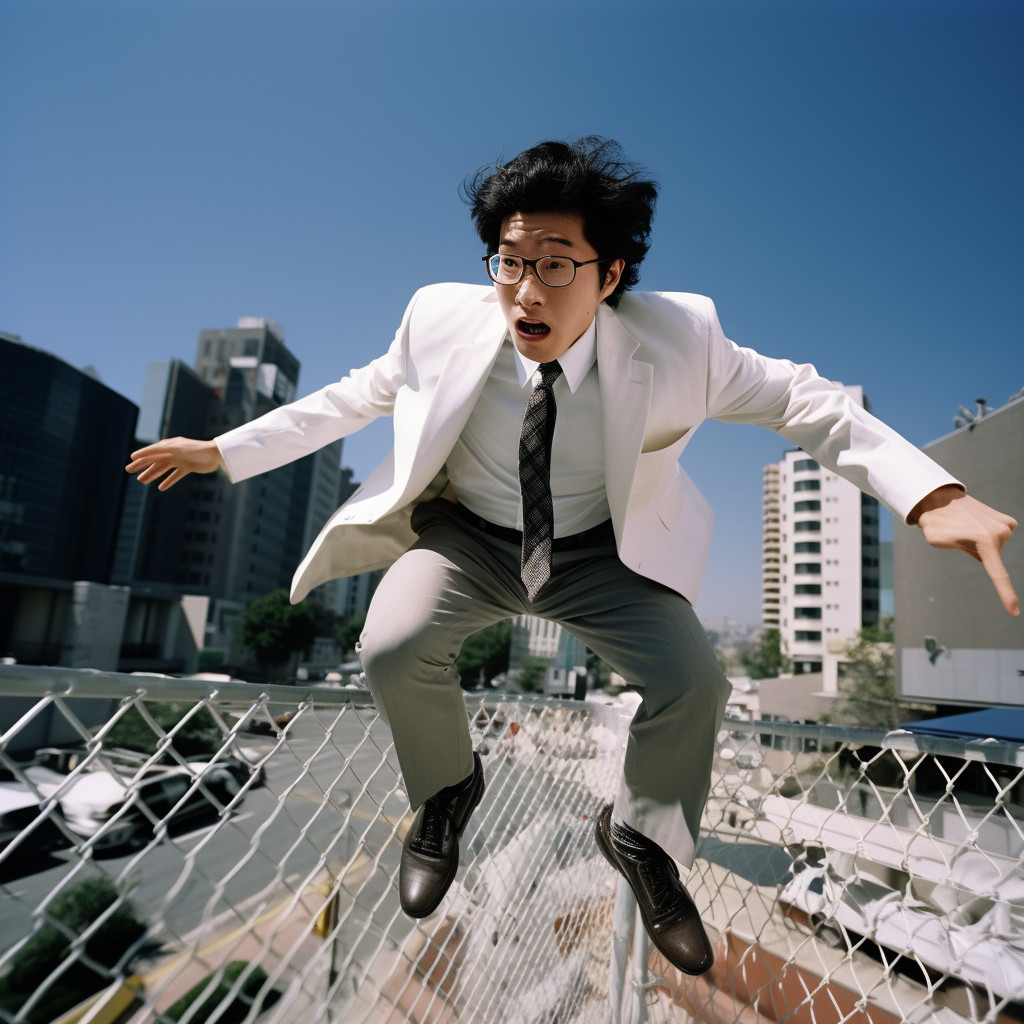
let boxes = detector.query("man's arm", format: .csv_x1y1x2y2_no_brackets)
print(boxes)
701,297,1019,615
126,289,419,491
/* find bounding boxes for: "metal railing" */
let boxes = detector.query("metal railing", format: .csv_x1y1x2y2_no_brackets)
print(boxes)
1,664,1023,1024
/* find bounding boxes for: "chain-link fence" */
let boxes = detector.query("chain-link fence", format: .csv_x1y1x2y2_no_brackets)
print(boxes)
1,664,1022,1024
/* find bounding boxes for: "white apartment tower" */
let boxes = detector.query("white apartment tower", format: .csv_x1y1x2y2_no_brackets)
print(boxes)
761,384,881,692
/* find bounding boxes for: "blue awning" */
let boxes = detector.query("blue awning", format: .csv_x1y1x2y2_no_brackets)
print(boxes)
901,708,1024,744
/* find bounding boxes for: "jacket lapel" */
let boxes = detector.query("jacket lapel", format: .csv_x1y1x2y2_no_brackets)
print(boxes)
392,300,508,505
597,303,653,543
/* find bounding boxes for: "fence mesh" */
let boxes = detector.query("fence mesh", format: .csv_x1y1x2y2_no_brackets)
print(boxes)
1,665,1022,1024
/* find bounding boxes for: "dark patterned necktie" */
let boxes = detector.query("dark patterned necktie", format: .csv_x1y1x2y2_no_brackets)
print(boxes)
519,361,563,600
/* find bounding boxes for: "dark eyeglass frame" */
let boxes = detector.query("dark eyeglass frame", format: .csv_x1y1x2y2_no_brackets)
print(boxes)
483,252,611,288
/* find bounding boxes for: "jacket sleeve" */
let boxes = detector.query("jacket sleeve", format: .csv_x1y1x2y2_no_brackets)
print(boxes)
215,289,417,483
702,296,962,523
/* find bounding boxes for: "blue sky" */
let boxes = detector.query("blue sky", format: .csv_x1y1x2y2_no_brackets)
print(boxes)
1,0,1021,626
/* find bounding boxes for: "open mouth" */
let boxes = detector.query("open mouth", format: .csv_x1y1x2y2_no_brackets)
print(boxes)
516,318,551,339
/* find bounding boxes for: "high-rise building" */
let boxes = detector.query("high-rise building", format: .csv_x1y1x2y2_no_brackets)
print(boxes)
0,332,144,669
760,464,781,627
760,384,881,692
114,318,344,667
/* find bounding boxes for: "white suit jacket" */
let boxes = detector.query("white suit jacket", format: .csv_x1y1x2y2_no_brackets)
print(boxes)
216,283,959,605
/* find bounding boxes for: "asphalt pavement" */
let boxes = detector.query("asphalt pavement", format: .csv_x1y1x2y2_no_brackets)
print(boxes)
0,705,411,965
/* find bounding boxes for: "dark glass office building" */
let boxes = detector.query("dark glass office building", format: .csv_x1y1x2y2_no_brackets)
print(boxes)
0,332,137,582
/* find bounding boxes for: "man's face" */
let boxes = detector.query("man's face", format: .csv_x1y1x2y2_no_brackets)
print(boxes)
493,211,623,364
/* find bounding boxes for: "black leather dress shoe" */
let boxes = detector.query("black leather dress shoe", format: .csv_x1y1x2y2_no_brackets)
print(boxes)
399,752,485,918
595,804,713,975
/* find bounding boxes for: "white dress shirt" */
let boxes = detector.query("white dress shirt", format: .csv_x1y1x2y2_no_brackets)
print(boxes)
444,317,610,537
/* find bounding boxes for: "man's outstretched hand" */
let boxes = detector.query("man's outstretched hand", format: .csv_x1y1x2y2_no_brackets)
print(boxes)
126,437,224,491
908,485,1019,616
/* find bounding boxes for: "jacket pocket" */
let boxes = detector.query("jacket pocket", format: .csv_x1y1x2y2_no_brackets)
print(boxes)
657,470,686,531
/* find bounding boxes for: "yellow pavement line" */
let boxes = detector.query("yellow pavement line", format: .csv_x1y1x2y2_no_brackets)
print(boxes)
50,975,144,1024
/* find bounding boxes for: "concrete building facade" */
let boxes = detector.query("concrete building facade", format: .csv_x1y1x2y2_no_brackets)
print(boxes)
761,464,781,627
894,393,1024,707
762,384,881,694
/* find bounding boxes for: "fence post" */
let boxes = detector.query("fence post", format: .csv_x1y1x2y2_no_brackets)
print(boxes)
609,875,636,1024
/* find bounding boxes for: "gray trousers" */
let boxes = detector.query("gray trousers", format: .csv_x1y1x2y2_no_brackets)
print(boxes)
358,498,731,868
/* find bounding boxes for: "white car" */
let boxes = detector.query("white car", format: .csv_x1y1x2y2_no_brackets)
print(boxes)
58,763,241,852
0,764,71,863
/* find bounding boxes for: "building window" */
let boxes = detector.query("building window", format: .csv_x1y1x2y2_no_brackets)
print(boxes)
794,500,820,512
794,521,821,532
795,584,821,595
794,459,819,472
795,542,820,553
794,563,821,574
795,607,822,619
794,658,822,672
794,480,821,492
795,631,822,642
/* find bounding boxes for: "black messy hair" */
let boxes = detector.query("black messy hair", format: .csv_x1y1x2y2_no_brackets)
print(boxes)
463,137,658,308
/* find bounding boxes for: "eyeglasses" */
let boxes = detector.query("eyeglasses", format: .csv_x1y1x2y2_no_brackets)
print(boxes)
483,252,609,288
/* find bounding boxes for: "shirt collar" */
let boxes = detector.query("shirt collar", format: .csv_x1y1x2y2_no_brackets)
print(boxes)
512,317,597,394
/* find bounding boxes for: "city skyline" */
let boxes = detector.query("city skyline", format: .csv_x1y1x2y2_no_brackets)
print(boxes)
2,0,1020,625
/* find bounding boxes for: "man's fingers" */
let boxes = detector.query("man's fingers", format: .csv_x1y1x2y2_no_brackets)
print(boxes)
136,461,174,485
977,540,1020,616
158,467,189,491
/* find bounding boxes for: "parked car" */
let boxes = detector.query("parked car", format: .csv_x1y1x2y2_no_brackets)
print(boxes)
59,763,242,852
0,763,72,863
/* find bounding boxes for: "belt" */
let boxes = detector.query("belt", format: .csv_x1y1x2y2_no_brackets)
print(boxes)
452,502,614,551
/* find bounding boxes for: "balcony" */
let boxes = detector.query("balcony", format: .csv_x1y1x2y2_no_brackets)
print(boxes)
2,665,1021,1024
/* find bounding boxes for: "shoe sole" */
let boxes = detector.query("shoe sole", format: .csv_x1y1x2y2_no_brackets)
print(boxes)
594,808,712,977
403,758,486,919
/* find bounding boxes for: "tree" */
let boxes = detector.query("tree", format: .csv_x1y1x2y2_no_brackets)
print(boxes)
335,615,366,659
836,616,902,730
586,651,613,690
741,628,791,679
238,590,319,672
457,621,511,689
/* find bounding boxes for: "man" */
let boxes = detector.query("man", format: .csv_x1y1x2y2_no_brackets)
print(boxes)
127,138,1018,977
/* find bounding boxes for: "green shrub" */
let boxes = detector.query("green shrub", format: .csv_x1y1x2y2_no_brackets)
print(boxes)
4,876,145,1023
105,702,222,759
165,961,276,1024
517,657,550,694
